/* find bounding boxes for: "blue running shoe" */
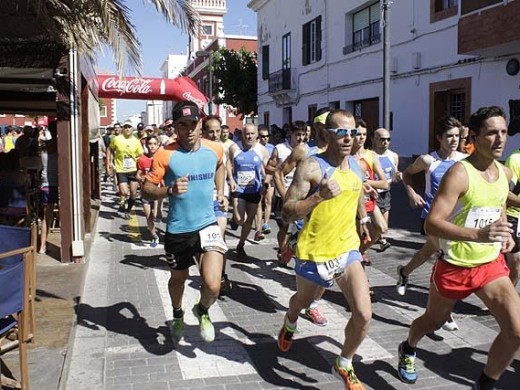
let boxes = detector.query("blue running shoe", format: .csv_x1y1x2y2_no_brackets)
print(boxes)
397,341,417,384
261,223,271,234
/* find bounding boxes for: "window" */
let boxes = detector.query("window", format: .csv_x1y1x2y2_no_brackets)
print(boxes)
431,0,458,22
262,45,270,80
263,111,270,127
329,101,340,110
461,0,501,15
100,106,107,118
302,16,322,65
282,33,291,71
201,24,213,36
308,104,317,123
349,3,380,53
449,92,466,123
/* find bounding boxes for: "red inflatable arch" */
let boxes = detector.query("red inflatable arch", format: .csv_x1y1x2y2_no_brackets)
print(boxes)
97,75,208,109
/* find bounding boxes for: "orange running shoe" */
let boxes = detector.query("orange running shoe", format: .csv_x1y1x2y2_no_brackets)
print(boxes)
277,320,296,352
332,359,365,389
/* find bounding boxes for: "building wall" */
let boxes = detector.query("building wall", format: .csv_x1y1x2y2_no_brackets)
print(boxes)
99,97,116,128
250,0,520,157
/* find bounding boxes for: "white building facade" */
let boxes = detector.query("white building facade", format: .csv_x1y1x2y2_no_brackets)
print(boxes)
160,54,188,121
248,0,520,157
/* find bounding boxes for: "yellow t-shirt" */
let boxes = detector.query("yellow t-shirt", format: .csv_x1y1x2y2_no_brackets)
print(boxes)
109,134,144,173
440,160,508,267
4,134,15,152
506,150,520,218
296,156,362,262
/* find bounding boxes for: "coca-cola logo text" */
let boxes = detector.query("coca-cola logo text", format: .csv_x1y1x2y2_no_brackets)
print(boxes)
101,77,153,95
182,92,205,108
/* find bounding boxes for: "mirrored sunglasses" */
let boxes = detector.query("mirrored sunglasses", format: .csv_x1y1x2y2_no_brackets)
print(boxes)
327,128,358,137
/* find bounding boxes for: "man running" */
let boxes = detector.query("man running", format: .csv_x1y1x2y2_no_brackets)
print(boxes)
266,121,308,261
278,109,371,389
504,149,520,285
257,125,275,238
202,115,232,294
228,124,270,257
143,101,227,343
372,128,400,252
397,116,466,295
107,120,144,215
397,106,520,390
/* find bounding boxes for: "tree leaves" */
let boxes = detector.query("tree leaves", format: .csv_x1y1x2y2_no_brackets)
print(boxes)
212,47,257,117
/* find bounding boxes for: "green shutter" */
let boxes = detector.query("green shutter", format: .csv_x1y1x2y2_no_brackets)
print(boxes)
316,15,322,62
302,22,309,66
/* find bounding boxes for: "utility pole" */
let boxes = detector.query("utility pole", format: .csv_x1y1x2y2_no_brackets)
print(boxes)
382,0,392,130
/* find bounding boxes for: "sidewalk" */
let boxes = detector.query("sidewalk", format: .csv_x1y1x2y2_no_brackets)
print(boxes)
59,185,520,389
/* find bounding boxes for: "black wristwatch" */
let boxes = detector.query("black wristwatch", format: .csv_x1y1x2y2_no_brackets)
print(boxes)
167,186,174,196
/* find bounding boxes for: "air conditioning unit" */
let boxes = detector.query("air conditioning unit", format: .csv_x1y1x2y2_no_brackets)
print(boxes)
412,52,421,70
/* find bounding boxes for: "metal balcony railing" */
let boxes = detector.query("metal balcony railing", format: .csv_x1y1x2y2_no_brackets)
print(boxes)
268,68,291,93
343,33,381,55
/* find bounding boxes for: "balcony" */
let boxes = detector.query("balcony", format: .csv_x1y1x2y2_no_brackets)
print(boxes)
190,0,226,14
458,0,520,56
343,33,381,55
268,68,292,94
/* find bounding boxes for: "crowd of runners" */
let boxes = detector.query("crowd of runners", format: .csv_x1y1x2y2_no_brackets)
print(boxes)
102,101,520,390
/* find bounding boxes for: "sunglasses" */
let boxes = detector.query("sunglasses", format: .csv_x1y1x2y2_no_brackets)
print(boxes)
378,137,391,142
327,128,358,137
259,134,270,138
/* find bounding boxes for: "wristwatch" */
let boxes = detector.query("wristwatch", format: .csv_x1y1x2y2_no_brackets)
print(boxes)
359,216,371,224
167,186,174,196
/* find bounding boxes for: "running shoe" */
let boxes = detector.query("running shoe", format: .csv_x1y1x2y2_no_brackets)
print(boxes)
254,230,265,241
304,307,328,326
118,202,126,212
397,341,417,384
192,304,215,342
277,320,296,352
377,239,391,252
170,316,185,341
220,274,232,296
361,253,371,267
150,235,160,248
261,223,272,234
396,265,409,296
277,246,293,267
331,359,365,390
236,242,247,257
442,314,459,331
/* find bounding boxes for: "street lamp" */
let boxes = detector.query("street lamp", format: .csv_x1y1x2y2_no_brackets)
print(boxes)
195,50,213,115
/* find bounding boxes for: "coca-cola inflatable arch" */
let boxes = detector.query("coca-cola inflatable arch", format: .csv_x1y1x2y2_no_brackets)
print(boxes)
97,75,208,109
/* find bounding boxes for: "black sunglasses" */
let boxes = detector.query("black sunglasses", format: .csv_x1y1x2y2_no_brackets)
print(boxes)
378,137,391,142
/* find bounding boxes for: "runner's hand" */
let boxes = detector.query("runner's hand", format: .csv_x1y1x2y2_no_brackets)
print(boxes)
173,175,189,195
409,193,426,209
363,183,378,199
478,219,513,243
229,179,237,192
501,235,515,253
217,194,228,211
318,174,341,200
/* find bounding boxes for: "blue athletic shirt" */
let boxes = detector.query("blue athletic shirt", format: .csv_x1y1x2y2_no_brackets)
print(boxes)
146,139,223,234
377,154,396,193
232,144,264,195
421,151,466,219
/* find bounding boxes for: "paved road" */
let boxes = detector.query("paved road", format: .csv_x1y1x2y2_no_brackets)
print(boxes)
63,184,520,390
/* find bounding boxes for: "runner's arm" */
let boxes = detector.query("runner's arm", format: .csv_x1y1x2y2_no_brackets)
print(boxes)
402,154,431,207
274,145,306,199
282,158,322,222
367,153,389,190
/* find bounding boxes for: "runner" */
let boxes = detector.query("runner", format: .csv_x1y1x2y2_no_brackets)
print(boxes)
397,106,520,390
397,117,466,293
266,121,307,261
272,108,330,326
278,109,371,389
352,118,389,264
228,124,270,257
106,120,144,215
257,125,275,239
504,149,520,285
136,135,161,246
202,115,233,295
372,128,401,252
143,101,227,343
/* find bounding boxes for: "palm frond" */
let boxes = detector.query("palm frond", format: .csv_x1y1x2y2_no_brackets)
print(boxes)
143,0,200,35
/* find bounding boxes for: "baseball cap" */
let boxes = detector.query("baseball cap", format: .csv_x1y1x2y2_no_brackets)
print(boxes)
172,103,201,123
122,120,133,128
137,122,144,130
145,125,153,131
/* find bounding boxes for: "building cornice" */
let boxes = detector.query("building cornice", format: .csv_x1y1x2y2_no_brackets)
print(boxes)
247,0,269,12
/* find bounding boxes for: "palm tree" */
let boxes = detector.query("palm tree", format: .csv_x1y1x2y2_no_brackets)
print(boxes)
27,0,200,74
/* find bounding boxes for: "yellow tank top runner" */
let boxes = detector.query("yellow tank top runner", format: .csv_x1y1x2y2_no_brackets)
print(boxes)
296,156,362,262
440,160,508,268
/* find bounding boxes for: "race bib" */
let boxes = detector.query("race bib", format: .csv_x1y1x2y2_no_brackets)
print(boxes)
199,225,228,254
237,170,255,187
123,156,134,169
316,252,349,282
464,207,501,229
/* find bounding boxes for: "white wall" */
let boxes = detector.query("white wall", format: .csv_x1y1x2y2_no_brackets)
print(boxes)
251,0,520,157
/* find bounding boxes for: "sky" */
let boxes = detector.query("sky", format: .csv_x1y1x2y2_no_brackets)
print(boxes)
96,0,257,121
